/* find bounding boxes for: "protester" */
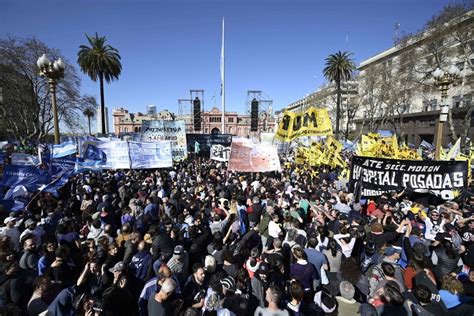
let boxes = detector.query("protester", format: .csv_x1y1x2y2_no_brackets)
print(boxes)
0,145,473,316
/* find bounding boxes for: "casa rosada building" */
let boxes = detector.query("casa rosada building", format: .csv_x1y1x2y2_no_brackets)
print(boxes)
112,107,277,138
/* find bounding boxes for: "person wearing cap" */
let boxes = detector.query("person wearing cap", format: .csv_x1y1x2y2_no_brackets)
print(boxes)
0,215,20,251
251,262,275,308
167,245,189,287
368,246,404,298
19,218,45,247
419,208,446,241
254,285,289,316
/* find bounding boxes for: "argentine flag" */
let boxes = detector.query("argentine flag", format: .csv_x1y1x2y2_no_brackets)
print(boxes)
51,141,77,159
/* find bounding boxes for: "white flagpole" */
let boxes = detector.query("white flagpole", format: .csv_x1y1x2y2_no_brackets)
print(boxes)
221,17,225,133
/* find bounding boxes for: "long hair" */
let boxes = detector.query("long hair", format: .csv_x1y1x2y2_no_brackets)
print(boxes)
327,238,339,257
340,257,362,285
441,275,464,295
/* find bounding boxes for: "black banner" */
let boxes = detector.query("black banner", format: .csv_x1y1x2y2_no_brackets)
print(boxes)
349,156,468,200
186,134,232,154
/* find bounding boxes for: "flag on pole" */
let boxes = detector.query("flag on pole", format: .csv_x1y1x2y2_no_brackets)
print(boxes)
220,17,225,96
220,17,225,133
446,138,461,160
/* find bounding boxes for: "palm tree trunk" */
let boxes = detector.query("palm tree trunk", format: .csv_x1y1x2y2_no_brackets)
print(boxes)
335,80,341,139
99,72,106,135
87,116,91,135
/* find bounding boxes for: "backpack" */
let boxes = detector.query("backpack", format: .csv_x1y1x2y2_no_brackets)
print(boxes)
366,264,385,283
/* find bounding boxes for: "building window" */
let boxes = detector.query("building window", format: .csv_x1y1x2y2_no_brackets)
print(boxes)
228,117,234,123
210,116,222,123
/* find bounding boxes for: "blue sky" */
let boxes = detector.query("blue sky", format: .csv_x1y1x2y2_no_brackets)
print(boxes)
1,0,453,128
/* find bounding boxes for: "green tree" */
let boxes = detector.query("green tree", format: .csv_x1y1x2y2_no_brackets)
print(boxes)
77,33,122,135
323,51,356,139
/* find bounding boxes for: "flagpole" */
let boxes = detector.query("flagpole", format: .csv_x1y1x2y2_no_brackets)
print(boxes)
221,17,225,134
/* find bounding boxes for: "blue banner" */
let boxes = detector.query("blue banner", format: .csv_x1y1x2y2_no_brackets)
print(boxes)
51,154,76,175
40,170,73,197
1,165,51,191
83,144,107,162
74,158,103,173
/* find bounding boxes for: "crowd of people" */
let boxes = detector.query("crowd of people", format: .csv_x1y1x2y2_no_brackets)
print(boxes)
0,154,474,316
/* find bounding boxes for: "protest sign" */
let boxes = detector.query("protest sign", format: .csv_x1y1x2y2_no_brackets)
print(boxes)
186,134,232,154
275,107,333,142
349,156,468,200
129,141,172,169
141,120,187,161
1,165,50,191
210,144,231,162
98,141,131,169
228,138,281,172
51,154,76,175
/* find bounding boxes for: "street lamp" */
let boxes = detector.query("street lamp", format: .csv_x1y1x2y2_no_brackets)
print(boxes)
37,54,65,144
432,65,461,160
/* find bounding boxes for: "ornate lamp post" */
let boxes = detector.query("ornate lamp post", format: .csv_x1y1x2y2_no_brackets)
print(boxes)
432,65,461,160
37,54,65,144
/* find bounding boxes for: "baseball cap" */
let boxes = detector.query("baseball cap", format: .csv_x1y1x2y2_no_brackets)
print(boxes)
24,219,36,226
221,276,236,292
258,262,270,274
174,245,184,256
3,216,17,225
383,246,402,256
250,247,260,258
109,261,125,273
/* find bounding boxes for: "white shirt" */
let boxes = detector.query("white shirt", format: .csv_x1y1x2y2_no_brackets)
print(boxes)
268,221,282,239
333,233,356,258
424,218,445,241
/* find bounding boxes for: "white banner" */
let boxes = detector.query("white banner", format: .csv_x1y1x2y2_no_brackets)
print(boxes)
141,120,187,161
129,141,172,169
210,144,230,162
260,133,275,145
228,138,281,172
97,141,130,169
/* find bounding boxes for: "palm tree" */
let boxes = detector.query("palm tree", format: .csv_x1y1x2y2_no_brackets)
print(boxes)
77,33,122,134
83,107,95,135
323,51,356,139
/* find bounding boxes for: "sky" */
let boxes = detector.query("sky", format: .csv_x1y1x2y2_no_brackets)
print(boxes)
1,0,455,131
